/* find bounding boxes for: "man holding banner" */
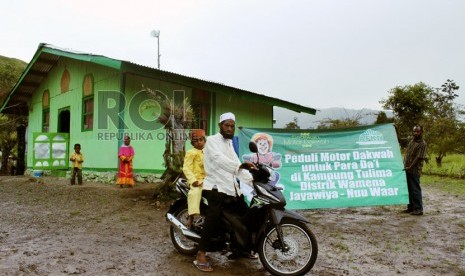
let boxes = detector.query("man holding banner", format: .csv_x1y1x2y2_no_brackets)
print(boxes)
403,125,427,216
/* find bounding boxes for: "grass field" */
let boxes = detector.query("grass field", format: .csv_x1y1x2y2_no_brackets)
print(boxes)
423,175,465,195
423,153,465,179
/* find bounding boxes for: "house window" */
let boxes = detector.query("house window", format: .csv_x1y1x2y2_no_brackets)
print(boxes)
42,109,50,132
83,98,94,130
61,68,70,93
82,74,94,131
191,89,210,134
192,104,209,133
42,90,50,132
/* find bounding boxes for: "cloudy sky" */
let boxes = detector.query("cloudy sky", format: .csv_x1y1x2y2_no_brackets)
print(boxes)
2,0,465,112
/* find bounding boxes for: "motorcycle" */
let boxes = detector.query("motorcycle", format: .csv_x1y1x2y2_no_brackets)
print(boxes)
166,142,318,276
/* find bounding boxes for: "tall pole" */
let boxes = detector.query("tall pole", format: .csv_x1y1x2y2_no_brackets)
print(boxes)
157,34,160,69
151,30,161,69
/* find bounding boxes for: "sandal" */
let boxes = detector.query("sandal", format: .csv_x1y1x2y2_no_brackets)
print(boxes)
193,260,213,272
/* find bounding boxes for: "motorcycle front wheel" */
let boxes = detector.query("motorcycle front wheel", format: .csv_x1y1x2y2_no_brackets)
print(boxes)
258,219,318,276
169,205,198,255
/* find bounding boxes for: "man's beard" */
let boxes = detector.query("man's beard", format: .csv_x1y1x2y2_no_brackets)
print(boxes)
220,129,234,139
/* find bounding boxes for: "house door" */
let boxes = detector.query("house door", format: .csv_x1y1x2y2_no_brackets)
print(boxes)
58,108,70,134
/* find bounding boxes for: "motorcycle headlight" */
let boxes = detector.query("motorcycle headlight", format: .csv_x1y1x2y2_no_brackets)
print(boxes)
255,185,280,203
265,166,272,174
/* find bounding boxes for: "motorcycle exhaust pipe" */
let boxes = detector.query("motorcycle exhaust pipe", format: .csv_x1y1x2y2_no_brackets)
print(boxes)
166,213,201,239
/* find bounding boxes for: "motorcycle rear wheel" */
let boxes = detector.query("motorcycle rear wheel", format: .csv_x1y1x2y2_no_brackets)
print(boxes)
258,219,318,276
169,206,198,255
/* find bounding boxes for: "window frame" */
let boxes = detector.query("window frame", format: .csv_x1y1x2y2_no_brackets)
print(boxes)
42,108,50,132
82,95,94,131
81,74,94,131
42,90,50,132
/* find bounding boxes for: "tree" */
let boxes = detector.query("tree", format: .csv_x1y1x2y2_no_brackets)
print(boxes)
316,109,364,129
381,80,462,166
380,82,434,138
0,115,18,175
433,79,459,117
16,124,26,175
317,118,361,130
285,117,300,129
456,122,465,154
0,56,27,175
0,55,27,104
427,117,458,165
426,80,461,165
375,111,394,124
145,87,195,196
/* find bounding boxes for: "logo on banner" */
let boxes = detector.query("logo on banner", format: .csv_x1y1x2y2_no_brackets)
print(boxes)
284,133,329,148
356,129,387,145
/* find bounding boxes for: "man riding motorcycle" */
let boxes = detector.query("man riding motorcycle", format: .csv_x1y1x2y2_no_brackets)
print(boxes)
194,112,257,272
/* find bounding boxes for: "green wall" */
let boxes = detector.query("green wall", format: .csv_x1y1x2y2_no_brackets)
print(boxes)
27,58,275,174
211,93,273,134
27,57,121,171
121,73,193,172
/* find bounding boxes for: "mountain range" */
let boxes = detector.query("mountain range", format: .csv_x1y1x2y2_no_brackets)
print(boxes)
273,107,393,129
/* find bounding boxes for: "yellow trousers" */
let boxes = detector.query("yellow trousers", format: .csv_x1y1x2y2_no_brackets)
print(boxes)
188,186,202,216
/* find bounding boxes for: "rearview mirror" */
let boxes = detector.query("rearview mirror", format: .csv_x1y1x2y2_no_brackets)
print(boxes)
249,141,258,153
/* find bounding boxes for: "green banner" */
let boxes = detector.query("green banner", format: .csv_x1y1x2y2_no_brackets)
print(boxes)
238,124,408,210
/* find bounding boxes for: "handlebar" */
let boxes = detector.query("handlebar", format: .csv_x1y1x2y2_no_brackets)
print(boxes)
249,162,272,182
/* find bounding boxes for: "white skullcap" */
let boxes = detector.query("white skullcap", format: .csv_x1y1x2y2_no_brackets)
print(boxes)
219,112,235,123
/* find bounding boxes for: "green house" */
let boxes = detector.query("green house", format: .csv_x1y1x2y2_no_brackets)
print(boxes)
1,43,316,174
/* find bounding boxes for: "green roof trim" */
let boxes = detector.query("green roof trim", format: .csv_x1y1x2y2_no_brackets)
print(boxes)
1,44,122,113
42,47,122,70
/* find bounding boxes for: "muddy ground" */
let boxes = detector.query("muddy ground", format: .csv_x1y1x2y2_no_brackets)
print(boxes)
0,176,464,276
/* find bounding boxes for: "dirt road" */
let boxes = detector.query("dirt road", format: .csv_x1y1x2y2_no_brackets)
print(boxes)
1,176,464,275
